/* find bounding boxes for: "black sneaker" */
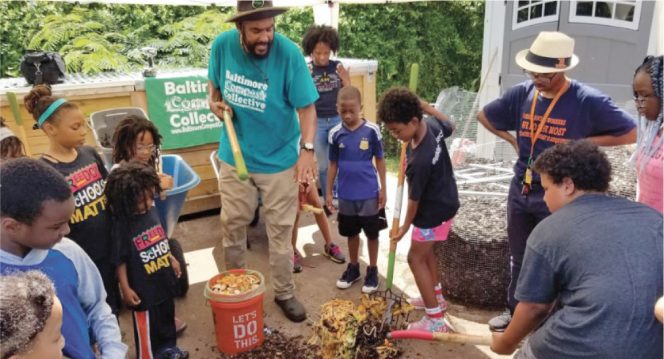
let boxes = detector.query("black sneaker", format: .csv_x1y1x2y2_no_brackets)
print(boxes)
362,266,379,293
336,263,360,289
488,309,512,332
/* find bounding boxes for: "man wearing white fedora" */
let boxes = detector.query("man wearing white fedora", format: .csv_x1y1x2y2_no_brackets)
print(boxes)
477,31,636,331
207,0,319,322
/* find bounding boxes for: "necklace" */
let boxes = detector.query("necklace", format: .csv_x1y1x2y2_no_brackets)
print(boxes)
242,45,269,85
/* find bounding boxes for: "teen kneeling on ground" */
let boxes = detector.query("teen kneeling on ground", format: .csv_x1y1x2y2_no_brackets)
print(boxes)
490,140,663,358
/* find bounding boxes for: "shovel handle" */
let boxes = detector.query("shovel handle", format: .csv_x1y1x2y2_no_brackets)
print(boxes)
388,330,492,346
385,63,419,290
223,110,249,181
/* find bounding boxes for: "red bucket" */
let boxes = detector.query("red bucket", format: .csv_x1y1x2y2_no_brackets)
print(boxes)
204,269,265,355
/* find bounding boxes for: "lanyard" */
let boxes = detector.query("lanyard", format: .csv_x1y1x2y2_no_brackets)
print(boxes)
527,80,569,163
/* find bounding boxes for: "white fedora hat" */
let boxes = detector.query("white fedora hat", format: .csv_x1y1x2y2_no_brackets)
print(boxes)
515,31,580,73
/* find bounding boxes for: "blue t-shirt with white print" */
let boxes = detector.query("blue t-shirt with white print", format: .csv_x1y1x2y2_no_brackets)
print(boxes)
329,120,383,200
482,79,635,181
0,238,127,359
208,29,319,174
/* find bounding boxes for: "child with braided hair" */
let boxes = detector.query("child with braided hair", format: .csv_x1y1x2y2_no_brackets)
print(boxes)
105,161,188,359
111,114,173,190
632,55,663,213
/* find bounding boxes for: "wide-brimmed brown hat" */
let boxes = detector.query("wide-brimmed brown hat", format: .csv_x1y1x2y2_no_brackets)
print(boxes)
226,0,289,23
515,31,579,73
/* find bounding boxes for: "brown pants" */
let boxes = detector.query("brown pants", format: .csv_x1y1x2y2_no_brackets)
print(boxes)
218,160,298,300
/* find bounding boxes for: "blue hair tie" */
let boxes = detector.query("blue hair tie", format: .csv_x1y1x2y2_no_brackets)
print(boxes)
37,98,67,127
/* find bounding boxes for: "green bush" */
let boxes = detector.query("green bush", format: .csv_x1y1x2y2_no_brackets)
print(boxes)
1,1,483,158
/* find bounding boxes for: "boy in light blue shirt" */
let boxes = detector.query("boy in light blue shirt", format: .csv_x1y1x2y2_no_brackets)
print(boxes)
0,158,127,359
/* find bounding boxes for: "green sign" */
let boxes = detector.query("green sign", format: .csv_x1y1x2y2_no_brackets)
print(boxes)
145,75,223,150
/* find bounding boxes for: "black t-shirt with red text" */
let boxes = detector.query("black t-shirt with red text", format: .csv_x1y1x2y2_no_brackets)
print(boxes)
116,207,177,308
41,146,112,262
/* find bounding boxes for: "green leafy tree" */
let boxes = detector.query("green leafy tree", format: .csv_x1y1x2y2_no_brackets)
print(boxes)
155,8,233,68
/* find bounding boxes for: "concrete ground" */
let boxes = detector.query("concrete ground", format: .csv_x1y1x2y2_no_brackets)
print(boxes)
118,174,514,359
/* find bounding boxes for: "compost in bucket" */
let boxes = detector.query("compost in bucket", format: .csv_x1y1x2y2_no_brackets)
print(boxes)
204,269,265,355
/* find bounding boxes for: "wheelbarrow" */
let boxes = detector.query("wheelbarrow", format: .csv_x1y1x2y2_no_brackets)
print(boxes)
154,154,200,297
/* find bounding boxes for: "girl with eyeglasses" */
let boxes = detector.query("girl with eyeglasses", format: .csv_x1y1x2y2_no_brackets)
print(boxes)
111,114,173,190
632,55,663,213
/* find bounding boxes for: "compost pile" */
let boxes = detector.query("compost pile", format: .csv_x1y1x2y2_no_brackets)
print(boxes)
218,328,321,359
435,194,510,308
210,272,261,295
309,295,413,359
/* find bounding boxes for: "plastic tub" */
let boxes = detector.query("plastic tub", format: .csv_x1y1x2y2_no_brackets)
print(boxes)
204,269,265,354
155,154,201,238
89,107,148,169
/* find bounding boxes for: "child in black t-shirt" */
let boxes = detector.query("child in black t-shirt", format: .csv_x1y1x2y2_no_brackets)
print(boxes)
111,114,174,190
379,87,460,333
24,85,120,315
105,161,189,359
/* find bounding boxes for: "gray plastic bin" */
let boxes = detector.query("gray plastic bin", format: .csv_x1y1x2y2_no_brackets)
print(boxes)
89,107,148,169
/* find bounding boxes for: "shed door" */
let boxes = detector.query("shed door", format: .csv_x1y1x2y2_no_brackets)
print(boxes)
502,0,654,103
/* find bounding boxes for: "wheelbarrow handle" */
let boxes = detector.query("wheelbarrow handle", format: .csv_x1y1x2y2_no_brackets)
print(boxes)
388,330,492,346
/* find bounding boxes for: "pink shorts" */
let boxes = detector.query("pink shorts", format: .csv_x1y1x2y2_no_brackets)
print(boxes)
412,219,454,242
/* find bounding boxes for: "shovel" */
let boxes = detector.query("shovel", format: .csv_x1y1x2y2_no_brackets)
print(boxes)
388,329,492,346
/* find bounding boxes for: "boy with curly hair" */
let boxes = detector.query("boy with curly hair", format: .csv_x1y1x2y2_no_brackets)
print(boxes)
491,140,663,358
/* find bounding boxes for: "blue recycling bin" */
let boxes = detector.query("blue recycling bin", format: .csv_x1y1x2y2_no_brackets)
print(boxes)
155,154,201,238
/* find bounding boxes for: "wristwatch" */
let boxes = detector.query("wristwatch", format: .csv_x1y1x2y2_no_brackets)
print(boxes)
300,142,315,152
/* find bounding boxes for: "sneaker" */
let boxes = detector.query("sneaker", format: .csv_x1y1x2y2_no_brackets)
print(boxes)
361,266,379,293
293,251,303,273
407,296,448,311
323,243,346,263
157,346,189,359
174,317,187,336
336,263,360,289
407,315,451,333
488,309,512,332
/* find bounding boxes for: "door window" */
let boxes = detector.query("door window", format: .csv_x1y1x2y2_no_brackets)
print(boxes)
569,1,641,30
513,0,560,30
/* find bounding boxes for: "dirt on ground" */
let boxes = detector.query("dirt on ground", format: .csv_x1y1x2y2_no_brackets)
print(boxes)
118,207,513,359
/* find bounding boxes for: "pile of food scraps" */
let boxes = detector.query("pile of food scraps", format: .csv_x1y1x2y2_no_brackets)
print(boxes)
210,272,261,296
309,295,414,359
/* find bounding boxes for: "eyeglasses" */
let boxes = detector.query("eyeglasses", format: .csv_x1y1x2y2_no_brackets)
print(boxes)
524,70,557,81
633,94,656,104
136,144,157,154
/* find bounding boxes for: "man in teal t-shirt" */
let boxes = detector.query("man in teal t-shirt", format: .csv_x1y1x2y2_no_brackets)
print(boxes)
207,0,318,322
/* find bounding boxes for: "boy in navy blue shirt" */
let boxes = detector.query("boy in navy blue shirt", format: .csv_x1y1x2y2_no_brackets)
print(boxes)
326,86,386,293
381,87,459,333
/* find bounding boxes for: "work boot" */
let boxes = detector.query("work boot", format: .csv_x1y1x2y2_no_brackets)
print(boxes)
488,309,512,332
275,296,307,322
